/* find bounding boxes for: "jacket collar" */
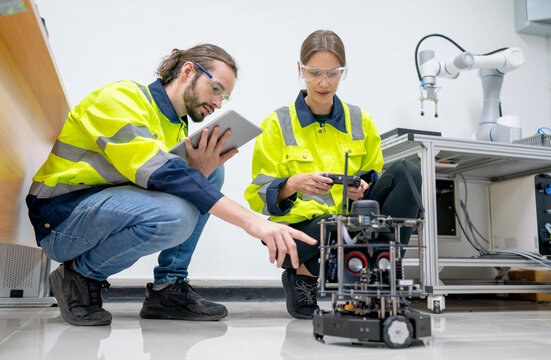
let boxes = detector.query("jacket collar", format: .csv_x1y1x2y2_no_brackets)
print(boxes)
294,90,347,133
148,78,188,126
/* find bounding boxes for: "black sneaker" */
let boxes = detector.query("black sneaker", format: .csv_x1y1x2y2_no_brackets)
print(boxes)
281,269,319,319
49,262,112,326
139,277,228,321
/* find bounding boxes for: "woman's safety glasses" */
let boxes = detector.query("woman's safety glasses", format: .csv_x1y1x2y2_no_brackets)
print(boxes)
299,62,348,84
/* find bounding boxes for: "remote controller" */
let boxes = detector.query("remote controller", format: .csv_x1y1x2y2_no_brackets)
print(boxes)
322,173,361,188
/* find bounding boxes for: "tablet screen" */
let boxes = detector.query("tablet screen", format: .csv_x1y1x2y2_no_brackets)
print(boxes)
170,110,262,160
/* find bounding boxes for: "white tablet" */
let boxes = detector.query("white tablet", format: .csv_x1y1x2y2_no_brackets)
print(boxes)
170,110,262,160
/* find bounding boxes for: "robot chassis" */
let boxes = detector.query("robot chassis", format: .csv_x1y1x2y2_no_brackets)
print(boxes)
312,213,432,348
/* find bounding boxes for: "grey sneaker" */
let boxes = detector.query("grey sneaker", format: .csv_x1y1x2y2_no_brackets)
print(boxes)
281,269,319,319
139,277,228,321
49,262,112,326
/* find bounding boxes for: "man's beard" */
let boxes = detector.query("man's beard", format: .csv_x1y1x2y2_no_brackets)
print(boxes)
183,79,213,123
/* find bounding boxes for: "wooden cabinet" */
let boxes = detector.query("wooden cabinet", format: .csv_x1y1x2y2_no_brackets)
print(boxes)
0,0,69,245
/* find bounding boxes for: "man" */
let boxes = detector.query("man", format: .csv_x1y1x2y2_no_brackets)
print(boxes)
27,44,315,326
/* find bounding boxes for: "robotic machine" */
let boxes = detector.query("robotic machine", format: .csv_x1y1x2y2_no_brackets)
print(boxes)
312,158,431,348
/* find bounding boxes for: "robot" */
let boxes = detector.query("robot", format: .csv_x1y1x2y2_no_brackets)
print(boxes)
415,33,524,141
312,159,431,348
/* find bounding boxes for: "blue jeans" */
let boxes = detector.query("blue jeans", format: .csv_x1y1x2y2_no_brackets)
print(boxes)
40,166,224,285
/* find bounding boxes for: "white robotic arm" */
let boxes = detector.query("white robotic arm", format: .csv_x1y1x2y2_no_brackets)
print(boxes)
420,47,524,84
416,34,524,141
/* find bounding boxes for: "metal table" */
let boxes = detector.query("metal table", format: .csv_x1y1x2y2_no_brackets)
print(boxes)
381,133,551,312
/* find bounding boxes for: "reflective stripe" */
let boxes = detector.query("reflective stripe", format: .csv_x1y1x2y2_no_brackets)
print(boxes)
29,181,94,199
348,104,364,141
0,0,26,15
96,123,156,152
135,149,177,188
301,193,335,207
132,80,152,104
252,174,278,186
257,183,271,215
276,106,297,146
51,140,127,184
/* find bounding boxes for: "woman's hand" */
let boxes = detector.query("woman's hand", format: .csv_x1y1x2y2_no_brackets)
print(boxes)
286,172,334,196
347,179,369,200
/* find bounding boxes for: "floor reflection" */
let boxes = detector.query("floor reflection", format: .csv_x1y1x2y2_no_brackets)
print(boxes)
44,325,112,360
0,301,550,360
139,319,227,359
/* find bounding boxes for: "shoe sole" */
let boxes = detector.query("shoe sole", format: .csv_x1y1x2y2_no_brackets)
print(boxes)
49,269,111,326
281,271,312,320
139,305,228,321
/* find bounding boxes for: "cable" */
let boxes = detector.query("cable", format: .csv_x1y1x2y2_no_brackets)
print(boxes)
475,47,509,56
415,34,465,81
488,249,551,267
456,173,489,249
401,159,425,219
453,175,488,254
467,214,489,244
461,199,489,245
453,172,551,269
414,33,509,81
457,173,489,244
454,211,487,255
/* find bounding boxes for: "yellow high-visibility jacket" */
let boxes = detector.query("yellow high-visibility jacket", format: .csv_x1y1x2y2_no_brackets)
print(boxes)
27,79,223,243
245,91,383,224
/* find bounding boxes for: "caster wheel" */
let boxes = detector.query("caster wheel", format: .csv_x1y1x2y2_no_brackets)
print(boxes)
313,308,324,316
432,300,442,314
382,315,413,348
313,332,324,341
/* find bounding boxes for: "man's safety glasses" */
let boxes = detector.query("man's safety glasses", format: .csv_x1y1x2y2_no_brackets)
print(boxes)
195,63,231,102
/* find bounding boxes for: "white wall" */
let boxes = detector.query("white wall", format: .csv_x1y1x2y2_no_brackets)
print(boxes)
32,0,551,280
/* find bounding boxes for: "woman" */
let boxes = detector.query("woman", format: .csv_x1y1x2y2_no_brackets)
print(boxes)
245,30,421,319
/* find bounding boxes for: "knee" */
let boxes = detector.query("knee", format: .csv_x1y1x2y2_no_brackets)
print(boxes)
149,196,200,246
404,160,422,189
168,200,200,238
208,165,225,191
393,160,422,190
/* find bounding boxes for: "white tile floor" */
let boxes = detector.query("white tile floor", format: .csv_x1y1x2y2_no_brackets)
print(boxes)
1,300,551,360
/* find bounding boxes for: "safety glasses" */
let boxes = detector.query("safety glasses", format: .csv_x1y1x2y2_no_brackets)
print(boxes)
299,62,348,83
195,63,231,102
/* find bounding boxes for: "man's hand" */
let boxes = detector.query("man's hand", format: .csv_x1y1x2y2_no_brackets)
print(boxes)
185,126,239,177
208,197,317,269
347,179,369,200
245,218,317,268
